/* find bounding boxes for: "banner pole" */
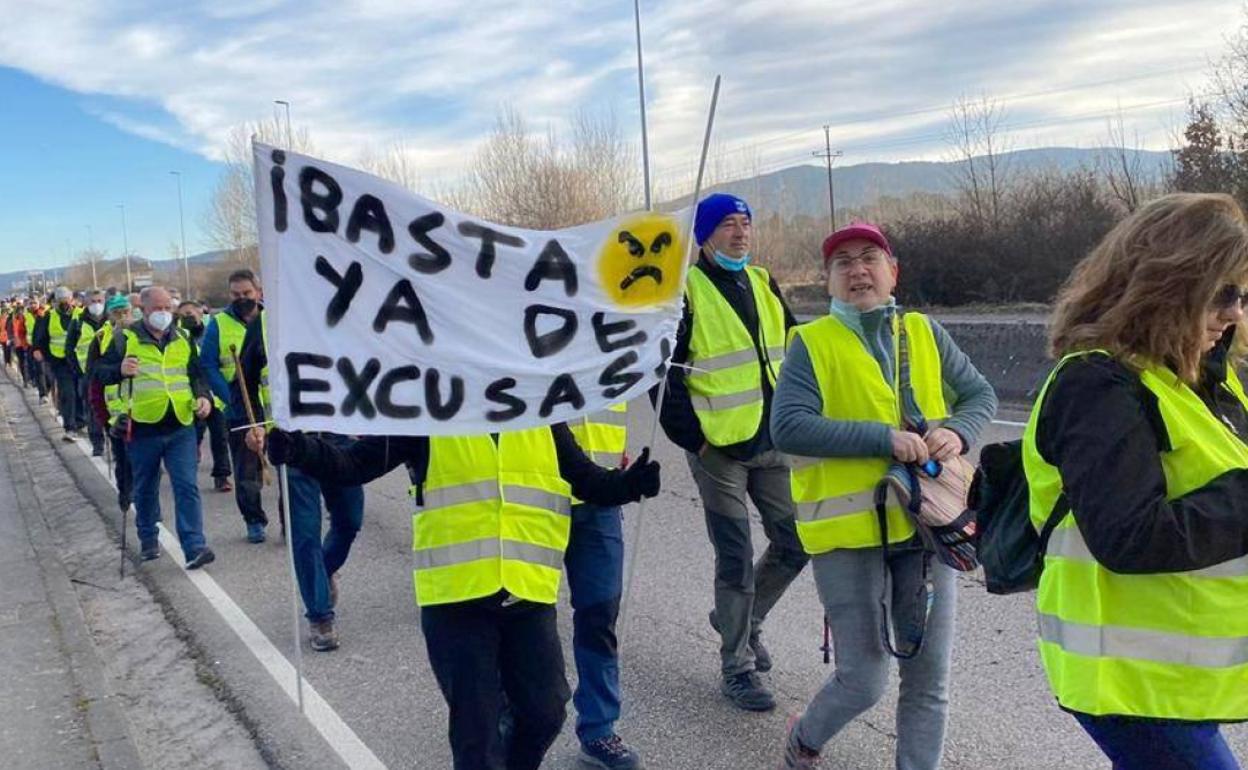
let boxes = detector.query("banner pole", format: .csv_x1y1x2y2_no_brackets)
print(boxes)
633,0,652,211
278,463,305,714
619,75,721,650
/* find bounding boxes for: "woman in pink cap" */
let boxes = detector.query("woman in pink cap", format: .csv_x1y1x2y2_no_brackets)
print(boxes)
770,222,997,769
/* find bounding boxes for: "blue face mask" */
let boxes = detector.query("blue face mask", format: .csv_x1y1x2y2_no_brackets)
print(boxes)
712,250,751,271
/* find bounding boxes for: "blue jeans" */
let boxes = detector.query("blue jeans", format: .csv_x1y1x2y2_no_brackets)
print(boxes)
1073,712,1242,770
563,503,625,745
128,426,206,561
286,438,365,623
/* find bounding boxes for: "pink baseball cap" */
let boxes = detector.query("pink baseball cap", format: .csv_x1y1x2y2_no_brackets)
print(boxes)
821,222,893,265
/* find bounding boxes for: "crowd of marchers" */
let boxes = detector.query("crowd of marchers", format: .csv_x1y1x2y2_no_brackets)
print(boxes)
3,190,1247,770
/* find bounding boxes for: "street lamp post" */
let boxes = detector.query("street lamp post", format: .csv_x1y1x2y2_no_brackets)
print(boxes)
117,204,133,293
170,171,190,296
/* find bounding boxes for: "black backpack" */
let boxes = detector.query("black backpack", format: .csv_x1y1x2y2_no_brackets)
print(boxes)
970,439,1068,595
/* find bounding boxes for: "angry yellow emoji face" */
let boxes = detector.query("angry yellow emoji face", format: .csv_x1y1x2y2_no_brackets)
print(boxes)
598,213,686,308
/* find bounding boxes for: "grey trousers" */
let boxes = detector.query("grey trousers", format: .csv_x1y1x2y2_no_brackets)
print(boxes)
686,447,808,676
796,545,957,770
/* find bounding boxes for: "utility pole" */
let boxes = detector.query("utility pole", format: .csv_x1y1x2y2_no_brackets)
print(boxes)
812,125,843,230
117,204,132,292
170,171,190,296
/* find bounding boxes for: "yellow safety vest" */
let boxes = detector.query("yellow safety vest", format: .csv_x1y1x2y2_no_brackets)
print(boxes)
788,312,947,554
684,265,786,447
1024,352,1248,721
259,310,271,412
123,328,195,426
48,309,69,359
411,428,573,607
568,402,628,469
212,311,247,384
96,324,126,425
75,317,100,372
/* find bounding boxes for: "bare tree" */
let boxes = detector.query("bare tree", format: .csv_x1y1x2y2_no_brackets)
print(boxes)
945,95,1011,231
467,106,639,229
1097,109,1147,212
361,140,423,192
202,117,315,264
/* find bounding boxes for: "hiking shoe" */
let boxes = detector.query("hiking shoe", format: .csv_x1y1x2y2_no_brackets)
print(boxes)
721,671,776,712
310,620,339,652
579,734,642,769
214,477,233,493
780,714,820,769
329,572,340,609
709,610,773,672
186,548,216,570
246,522,266,544
61,433,75,443
140,541,160,561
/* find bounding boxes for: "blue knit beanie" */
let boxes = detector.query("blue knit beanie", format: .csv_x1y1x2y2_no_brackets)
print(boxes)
694,193,752,245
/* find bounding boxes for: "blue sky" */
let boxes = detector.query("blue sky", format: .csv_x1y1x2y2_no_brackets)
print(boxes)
0,0,1237,276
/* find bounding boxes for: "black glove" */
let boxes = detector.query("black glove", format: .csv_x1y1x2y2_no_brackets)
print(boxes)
266,428,300,467
622,446,660,500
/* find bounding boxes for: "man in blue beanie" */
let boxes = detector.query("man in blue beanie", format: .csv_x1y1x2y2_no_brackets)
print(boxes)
656,193,808,711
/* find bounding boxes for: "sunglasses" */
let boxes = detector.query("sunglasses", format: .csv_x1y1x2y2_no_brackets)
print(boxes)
1212,284,1248,311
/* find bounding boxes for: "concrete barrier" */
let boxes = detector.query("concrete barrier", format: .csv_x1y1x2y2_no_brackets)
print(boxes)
938,319,1050,406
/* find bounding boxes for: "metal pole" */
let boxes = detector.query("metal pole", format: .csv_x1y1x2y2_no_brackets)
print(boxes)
812,125,842,231
275,100,293,150
619,75,722,649
171,172,190,296
278,463,305,714
117,204,132,293
632,0,652,211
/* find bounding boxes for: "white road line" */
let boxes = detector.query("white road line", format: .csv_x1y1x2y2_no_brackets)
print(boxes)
54,409,386,770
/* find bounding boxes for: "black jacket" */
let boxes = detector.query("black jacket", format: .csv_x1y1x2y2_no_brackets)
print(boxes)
95,322,209,436
283,425,641,509
1035,341,1248,574
656,255,797,460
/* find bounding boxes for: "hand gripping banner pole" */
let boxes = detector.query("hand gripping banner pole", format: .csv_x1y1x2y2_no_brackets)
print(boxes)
618,75,721,651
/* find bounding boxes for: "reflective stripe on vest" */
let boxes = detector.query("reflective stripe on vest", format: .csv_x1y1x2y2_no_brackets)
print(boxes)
1024,352,1248,720
412,427,573,607
568,402,628,470
123,329,195,426
213,312,247,383
48,309,69,359
75,318,99,372
788,312,947,554
684,265,786,447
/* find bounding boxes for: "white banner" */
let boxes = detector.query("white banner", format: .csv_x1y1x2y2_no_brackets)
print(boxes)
254,142,689,436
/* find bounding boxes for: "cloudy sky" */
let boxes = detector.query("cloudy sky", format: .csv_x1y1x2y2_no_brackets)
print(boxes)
0,0,1237,275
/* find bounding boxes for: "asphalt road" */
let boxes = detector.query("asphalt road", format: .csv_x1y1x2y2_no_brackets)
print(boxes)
36,397,1248,769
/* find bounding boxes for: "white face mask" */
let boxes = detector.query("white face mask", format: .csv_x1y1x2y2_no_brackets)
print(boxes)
147,310,173,332
88,302,104,316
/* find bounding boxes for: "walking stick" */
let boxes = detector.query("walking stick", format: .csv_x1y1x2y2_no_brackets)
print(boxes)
229,344,270,487
120,378,133,579
279,463,305,715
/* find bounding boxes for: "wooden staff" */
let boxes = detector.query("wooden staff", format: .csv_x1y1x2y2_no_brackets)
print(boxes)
229,344,270,486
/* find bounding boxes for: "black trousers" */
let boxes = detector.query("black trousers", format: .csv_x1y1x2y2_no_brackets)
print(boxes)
51,358,79,430
110,434,133,512
420,592,570,770
195,408,232,479
227,419,266,525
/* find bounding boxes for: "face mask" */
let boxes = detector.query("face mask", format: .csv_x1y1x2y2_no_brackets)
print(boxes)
88,302,104,316
232,298,258,317
180,316,203,332
712,250,751,272
147,310,173,332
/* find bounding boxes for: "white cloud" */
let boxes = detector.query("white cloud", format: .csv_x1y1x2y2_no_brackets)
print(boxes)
0,0,1237,193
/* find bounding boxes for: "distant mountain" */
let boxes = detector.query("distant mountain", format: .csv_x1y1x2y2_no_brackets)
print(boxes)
4,147,1174,293
671,146,1173,219
1,250,230,294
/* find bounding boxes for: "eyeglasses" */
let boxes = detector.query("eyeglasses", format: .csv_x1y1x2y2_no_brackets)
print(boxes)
1211,284,1248,312
829,250,887,273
